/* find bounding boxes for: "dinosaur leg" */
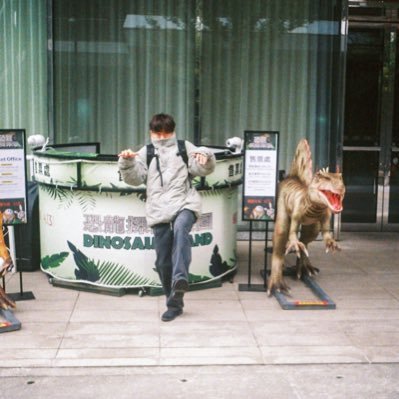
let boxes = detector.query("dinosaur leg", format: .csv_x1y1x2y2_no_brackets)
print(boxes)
0,257,14,278
296,223,320,279
0,287,16,310
267,225,290,296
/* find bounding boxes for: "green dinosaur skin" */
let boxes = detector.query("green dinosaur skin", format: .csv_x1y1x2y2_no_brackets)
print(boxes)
267,139,345,295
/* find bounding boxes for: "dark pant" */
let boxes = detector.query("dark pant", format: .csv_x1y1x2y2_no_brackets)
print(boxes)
152,209,196,311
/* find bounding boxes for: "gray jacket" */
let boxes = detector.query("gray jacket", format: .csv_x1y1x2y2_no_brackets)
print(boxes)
118,136,216,227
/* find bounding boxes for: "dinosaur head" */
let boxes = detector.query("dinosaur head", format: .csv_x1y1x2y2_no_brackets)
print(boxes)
309,168,345,213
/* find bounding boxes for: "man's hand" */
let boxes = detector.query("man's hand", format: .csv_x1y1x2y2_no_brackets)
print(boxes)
118,149,137,159
192,152,209,166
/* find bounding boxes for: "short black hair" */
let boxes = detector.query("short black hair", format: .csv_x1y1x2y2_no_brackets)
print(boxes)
149,113,175,133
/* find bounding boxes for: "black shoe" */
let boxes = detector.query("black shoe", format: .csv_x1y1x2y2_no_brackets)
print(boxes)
172,279,189,298
161,308,183,322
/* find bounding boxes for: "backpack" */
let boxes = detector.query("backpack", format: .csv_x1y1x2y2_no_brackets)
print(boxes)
146,139,188,168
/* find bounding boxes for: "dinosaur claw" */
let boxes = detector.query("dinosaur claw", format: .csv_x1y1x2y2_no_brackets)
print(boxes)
267,277,291,297
296,269,303,279
285,247,292,256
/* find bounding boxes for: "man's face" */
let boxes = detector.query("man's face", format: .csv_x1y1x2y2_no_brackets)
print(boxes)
150,130,174,140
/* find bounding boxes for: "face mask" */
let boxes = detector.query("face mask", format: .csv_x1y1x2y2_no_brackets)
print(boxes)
151,134,176,146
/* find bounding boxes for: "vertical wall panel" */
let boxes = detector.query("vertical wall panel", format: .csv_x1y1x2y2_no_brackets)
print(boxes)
0,0,48,136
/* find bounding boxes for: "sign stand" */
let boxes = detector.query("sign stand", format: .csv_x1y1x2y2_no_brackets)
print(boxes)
7,273,35,301
239,221,268,292
239,130,278,294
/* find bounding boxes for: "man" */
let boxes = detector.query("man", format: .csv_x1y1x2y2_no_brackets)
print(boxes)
118,113,215,321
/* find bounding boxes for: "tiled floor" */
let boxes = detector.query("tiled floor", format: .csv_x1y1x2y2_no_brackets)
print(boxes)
1,232,399,368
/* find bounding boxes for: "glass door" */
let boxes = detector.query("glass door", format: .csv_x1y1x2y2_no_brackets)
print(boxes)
342,7,399,231
387,36,399,227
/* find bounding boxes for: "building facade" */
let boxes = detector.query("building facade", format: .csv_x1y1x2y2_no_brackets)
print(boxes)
1,0,398,232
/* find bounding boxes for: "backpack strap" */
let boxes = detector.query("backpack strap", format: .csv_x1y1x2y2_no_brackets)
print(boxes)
177,140,192,187
147,140,188,168
177,139,188,167
146,143,155,168
147,140,192,188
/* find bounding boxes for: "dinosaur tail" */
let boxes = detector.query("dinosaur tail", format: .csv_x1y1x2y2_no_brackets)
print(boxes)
288,139,313,185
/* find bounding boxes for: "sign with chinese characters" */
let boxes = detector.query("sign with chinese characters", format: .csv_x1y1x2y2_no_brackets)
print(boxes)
242,130,279,221
0,130,27,224
38,187,239,288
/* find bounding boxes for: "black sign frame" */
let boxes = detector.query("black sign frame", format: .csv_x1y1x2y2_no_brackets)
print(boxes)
241,130,279,222
0,129,28,225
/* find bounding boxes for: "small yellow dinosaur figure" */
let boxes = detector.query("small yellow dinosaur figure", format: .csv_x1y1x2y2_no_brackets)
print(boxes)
267,139,345,295
0,212,16,309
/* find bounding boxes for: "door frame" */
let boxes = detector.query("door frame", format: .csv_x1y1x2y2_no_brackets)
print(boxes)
341,3,399,232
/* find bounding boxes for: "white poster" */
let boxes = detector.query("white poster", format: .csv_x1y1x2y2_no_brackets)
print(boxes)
0,130,27,224
242,131,279,221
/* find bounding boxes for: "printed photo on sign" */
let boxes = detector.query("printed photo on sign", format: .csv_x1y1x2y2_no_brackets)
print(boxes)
245,132,276,150
0,199,27,224
0,132,24,149
243,196,275,221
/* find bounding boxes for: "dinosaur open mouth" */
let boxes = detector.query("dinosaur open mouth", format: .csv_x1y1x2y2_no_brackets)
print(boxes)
320,190,343,213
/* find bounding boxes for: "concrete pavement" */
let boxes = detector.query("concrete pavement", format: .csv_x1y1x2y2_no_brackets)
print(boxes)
1,232,399,398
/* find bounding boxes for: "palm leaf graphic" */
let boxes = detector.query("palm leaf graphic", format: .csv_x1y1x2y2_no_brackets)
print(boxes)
41,185,74,208
67,241,100,282
41,252,69,270
75,190,96,212
97,260,159,287
63,241,157,287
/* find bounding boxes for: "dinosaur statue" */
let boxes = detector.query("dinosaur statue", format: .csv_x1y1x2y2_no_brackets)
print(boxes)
267,139,345,295
0,212,16,310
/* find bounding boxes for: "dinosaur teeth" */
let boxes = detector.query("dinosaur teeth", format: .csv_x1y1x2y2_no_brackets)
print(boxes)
320,190,343,212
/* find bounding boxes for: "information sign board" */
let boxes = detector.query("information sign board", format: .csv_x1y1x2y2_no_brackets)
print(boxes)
0,130,28,224
242,130,279,222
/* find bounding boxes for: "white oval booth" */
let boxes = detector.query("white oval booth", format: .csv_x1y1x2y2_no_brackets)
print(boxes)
33,144,242,294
